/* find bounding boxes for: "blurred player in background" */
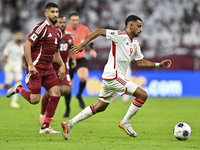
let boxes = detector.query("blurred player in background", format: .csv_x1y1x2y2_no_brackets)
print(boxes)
39,16,76,122
6,2,65,134
61,14,172,140
0,32,24,108
64,11,97,113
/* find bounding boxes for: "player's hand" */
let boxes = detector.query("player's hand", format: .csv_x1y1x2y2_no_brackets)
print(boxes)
58,64,66,80
90,49,97,58
71,43,85,54
160,59,172,68
71,59,76,69
28,64,38,74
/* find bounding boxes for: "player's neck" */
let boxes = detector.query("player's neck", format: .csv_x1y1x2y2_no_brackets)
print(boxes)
126,30,134,40
62,32,66,37
47,19,56,28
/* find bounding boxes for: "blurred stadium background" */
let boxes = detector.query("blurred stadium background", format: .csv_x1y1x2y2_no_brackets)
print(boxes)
0,0,200,97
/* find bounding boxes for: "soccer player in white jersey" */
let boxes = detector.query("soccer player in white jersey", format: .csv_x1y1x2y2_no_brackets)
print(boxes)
0,32,24,108
61,15,172,140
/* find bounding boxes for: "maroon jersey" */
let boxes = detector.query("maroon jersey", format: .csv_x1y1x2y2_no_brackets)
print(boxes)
27,20,62,69
53,32,74,71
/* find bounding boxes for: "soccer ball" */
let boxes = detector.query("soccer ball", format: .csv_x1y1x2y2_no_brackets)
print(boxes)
173,122,191,140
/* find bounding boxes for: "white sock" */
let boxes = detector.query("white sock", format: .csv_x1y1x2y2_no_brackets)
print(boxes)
11,94,18,103
123,103,140,123
71,106,94,126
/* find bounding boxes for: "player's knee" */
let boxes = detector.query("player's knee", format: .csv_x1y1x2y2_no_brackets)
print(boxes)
30,97,40,104
140,91,148,101
60,90,70,96
79,76,87,82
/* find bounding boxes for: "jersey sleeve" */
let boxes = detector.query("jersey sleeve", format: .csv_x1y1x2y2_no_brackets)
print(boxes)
27,24,46,45
3,42,11,56
69,34,74,46
85,26,91,37
106,29,118,43
133,44,144,61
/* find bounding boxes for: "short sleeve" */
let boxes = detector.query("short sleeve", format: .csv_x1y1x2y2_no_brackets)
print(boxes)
106,29,118,43
3,42,11,56
27,24,46,45
85,26,91,37
133,44,144,61
69,34,74,46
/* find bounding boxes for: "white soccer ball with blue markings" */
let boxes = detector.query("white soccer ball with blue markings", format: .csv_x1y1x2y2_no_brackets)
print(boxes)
173,122,191,140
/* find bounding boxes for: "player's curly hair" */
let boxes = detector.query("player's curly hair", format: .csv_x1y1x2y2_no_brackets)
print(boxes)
125,15,142,27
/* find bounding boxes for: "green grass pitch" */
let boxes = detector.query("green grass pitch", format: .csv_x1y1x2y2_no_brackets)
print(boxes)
0,96,200,150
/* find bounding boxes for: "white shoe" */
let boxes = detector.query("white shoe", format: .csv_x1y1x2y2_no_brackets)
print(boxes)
61,120,73,140
39,127,60,134
6,82,22,98
119,120,137,137
10,102,20,108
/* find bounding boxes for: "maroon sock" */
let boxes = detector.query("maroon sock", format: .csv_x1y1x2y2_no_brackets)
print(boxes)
41,95,49,115
41,117,52,129
41,96,60,129
17,86,31,103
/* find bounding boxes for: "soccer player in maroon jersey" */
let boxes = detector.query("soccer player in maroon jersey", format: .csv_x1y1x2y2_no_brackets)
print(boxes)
6,2,65,134
39,16,76,122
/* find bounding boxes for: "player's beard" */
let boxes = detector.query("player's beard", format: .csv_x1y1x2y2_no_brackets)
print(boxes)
49,17,57,25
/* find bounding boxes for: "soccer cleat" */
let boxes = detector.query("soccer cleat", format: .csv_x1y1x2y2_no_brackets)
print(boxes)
119,120,137,137
6,81,22,98
76,94,85,109
10,102,20,108
61,120,72,140
39,127,60,134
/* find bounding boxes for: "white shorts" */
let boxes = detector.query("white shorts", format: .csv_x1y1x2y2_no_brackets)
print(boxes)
98,75,138,103
4,65,23,84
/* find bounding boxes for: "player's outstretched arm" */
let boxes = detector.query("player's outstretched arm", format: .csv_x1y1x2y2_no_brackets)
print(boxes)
23,40,38,74
136,59,172,68
71,29,106,54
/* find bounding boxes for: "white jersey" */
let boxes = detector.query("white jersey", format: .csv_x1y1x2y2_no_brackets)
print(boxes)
102,29,144,80
3,41,24,70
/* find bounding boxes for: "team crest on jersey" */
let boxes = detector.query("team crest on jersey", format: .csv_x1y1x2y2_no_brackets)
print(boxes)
111,32,115,35
133,44,137,50
30,33,38,41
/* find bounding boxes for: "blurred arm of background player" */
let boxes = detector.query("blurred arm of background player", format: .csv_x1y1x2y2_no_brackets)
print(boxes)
53,48,65,80
69,48,76,69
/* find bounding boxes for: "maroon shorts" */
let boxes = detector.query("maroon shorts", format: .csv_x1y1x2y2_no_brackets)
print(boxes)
54,68,71,86
26,68,59,94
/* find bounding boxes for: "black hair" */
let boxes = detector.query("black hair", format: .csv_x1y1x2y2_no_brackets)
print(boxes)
125,15,142,27
68,11,79,19
45,2,58,10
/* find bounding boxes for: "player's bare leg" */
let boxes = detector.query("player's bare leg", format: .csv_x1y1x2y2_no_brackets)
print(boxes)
76,67,88,109
119,87,147,137
61,99,109,140
61,85,72,117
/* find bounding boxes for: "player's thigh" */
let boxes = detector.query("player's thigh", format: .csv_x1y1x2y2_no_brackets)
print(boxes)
98,80,118,104
14,69,23,82
48,86,60,97
5,69,14,84
76,67,88,82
